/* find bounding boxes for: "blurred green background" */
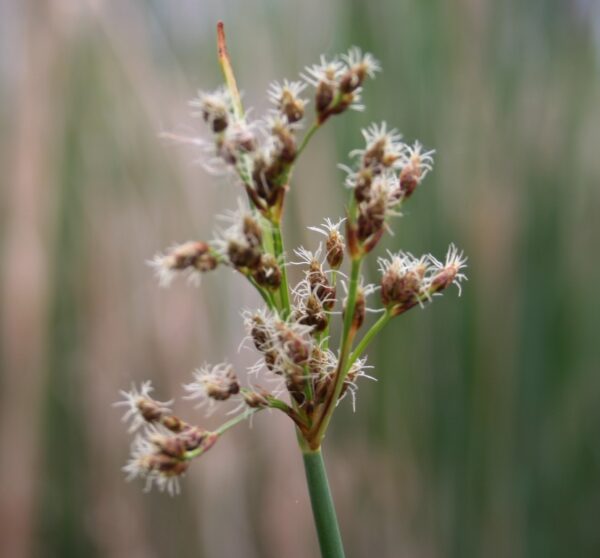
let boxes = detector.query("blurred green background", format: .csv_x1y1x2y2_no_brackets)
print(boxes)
1,1,599,557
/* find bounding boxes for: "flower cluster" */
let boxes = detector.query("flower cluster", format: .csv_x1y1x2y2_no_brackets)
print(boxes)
118,28,467,496
115,381,217,495
303,48,380,121
341,122,436,256
378,244,467,316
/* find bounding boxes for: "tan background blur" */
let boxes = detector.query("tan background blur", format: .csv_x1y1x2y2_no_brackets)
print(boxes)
1,1,599,557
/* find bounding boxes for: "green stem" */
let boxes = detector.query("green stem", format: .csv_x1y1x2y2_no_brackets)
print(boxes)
296,121,320,160
266,396,310,431
321,269,338,351
347,309,392,370
278,121,321,187
303,364,315,409
336,256,362,378
302,448,345,558
341,259,362,354
247,275,277,310
272,222,291,316
214,408,258,435
184,408,259,460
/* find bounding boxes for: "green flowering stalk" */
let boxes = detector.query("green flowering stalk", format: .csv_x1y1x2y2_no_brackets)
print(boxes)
116,22,466,557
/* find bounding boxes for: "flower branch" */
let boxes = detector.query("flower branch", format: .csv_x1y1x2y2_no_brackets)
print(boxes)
117,21,467,558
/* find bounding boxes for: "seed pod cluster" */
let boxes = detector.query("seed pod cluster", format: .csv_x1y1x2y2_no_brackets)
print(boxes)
378,246,467,316
243,389,271,409
203,366,240,401
397,142,434,200
192,89,231,133
183,363,242,411
297,293,328,333
247,117,298,212
252,253,282,290
308,260,336,311
304,49,380,124
268,80,307,125
150,241,220,287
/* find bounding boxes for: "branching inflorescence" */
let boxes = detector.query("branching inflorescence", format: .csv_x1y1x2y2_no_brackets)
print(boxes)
116,22,466,556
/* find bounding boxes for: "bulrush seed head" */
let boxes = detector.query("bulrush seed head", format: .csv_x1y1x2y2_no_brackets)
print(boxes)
263,350,278,371
125,457,182,496
287,373,309,405
398,142,435,199
214,203,265,270
243,214,263,247
244,310,272,352
326,233,344,269
123,433,189,496
184,363,240,409
302,49,379,123
298,292,329,333
379,252,428,308
243,388,271,409
145,425,188,458
378,246,467,316
356,172,403,251
352,287,367,330
293,246,337,310
190,87,231,133
352,168,374,202
339,47,381,93
149,241,219,287
227,239,262,269
160,414,188,433
363,138,386,170
253,253,282,290
357,122,404,170
310,268,336,311
427,244,468,296
181,426,211,451
268,80,308,124
229,120,258,153
357,198,386,241
115,381,174,433
275,321,312,366
302,55,342,117
267,114,297,164
243,310,313,374
316,81,335,114
216,119,259,165
251,152,278,206
123,426,220,496
308,218,346,270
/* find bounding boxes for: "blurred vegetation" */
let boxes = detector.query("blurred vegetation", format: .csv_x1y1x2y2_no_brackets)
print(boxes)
1,1,599,557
